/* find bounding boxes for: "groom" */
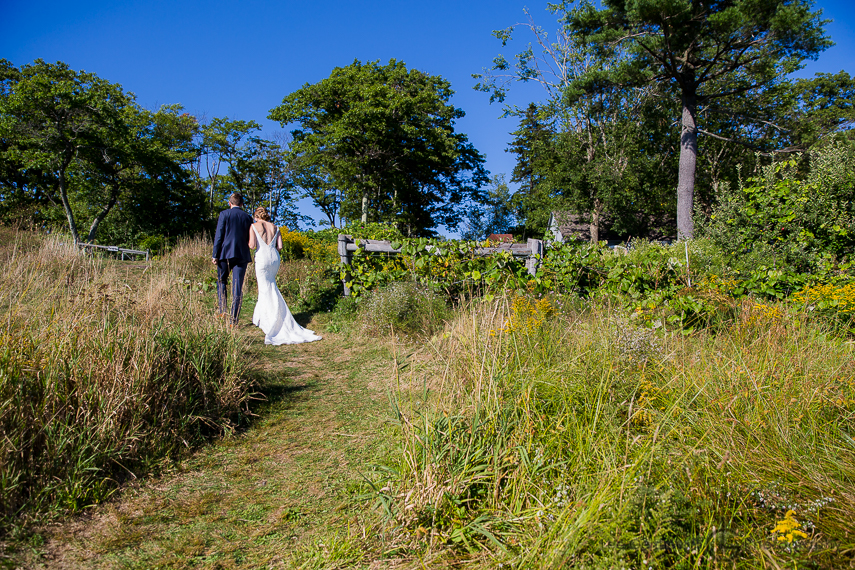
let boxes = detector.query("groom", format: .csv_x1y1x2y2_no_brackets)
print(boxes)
212,192,254,325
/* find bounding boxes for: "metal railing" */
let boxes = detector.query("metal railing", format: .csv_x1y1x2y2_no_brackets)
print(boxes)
77,242,150,261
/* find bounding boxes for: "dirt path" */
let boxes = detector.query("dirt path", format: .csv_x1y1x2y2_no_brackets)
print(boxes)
27,317,399,569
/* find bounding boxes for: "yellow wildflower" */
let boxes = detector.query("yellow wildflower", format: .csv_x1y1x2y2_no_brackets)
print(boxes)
771,510,808,543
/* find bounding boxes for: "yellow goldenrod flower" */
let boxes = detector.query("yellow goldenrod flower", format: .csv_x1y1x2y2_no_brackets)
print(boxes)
771,510,809,544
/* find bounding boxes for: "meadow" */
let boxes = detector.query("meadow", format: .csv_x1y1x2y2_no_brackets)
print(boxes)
372,293,855,568
0,225,853,569
0,228,253,531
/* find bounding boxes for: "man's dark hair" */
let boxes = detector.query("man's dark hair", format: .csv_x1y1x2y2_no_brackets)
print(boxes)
228,193,244,207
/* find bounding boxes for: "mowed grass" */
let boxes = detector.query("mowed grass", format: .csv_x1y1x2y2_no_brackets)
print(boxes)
21,313,402,569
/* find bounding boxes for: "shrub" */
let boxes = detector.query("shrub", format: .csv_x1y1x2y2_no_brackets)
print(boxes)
699,143,855,275
275,258,340,314
358,282,451,338
793,280,855,332
137,233,168,257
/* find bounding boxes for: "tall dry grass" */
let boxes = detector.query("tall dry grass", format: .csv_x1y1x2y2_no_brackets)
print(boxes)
382,294,855,568
0,229,253,529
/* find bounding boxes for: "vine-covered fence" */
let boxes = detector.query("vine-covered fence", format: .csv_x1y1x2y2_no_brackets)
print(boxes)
337,234,544,296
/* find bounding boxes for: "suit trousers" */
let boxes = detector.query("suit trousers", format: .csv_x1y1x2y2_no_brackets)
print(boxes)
216,258,248,324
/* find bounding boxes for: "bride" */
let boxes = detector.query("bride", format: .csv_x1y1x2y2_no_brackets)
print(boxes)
248,207,322,345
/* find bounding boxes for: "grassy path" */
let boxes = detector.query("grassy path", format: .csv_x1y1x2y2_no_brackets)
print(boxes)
28,316,400,569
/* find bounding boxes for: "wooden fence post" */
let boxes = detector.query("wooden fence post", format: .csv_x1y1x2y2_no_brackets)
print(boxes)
338,234,353,296
525,238,544,276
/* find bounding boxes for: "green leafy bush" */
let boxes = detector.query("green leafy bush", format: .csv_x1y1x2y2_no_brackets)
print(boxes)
343,237,532,299
700,143,855,275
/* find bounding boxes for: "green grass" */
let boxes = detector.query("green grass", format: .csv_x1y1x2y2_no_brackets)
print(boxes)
16,311,401,569
378,294,855,568
5,228,854,569
0,231,254,537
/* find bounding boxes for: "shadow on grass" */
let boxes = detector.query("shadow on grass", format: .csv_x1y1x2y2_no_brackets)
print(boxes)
253,380,315,411
292,310,319,328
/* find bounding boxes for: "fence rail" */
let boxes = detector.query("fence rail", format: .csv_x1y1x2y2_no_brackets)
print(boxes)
337,234,544,296
77,242,150,261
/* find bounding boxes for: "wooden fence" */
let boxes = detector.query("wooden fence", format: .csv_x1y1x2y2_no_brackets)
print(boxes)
337,234,544,296
77,242,150,261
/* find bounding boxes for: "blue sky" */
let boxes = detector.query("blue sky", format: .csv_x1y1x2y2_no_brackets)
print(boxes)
2,0,853,233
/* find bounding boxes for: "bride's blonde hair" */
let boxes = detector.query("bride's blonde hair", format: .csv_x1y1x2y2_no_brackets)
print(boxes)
254,207,271,222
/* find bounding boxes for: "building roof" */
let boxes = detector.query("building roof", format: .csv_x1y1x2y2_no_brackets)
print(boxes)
486,233,514,243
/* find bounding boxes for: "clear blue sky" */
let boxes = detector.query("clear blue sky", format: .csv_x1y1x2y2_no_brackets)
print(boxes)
2,0,853,233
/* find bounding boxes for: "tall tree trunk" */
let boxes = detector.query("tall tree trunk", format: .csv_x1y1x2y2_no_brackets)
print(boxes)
58,167,80,245
585,116,600,244
86,183,120,242
208,177,217,213
361,193,369,223
590,198,601,243
677,88,698,240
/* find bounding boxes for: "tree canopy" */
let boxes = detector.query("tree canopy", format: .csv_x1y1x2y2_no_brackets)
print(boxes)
0,59,209,244
475,1,841,241
270,59,489,236
0,60,307,246
475,7,676,241
565,0,833,239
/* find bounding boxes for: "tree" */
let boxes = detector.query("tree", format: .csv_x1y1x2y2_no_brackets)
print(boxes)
0,60,143,243
199,117,260,210
189,117,301,226
461,174,516,240
270,59,489,236
565,0,832,239
290,151,344,228
505,103,554,233
0,59,51,225
778,71,855,151
92,105,208,245
475,6,674,241
0,60,207,244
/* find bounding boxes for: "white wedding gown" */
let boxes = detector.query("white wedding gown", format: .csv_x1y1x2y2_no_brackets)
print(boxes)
251,225,322,345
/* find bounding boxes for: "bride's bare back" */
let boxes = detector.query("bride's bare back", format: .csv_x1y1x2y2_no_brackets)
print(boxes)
249,220,283,250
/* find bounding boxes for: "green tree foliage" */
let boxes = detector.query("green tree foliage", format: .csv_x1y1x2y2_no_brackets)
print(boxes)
700,143,855,274
290,151,344,228
188,118,302,227
564,0,832,239
779,71,855,150
196,117,261,212
475,8,676,241
461,174,516,240
270,59,489,236
0,60,208,245
505,103,556,235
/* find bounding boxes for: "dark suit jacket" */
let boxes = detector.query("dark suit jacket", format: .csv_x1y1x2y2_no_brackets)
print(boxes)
212,206,253,263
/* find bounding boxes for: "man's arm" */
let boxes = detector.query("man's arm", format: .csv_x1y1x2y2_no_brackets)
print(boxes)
212,212,225,263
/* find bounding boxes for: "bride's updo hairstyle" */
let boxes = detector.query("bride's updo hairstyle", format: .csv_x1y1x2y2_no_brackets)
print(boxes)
254,207,271,222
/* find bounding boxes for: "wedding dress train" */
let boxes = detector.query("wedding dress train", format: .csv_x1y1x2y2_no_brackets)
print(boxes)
251,225,322,345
